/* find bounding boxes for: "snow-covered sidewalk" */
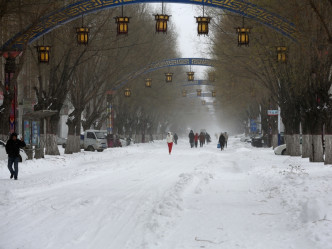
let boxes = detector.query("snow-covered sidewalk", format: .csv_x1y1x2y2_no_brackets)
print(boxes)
0,137,331,249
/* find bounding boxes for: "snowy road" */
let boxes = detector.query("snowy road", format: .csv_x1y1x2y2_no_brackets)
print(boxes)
1,137,332,249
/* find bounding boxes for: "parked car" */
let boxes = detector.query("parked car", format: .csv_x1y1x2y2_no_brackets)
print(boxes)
251,135,264,147
274,144,287,155
57,137,67,148
0,140,28,162
82,130,107,152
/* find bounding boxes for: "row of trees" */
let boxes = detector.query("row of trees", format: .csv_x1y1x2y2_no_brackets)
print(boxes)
0,1,190,156
209,0,332,164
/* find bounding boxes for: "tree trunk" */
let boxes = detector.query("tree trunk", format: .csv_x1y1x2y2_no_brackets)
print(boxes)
65,119,76,154
292,134,301,156
302,134,312,158
272,134,278,149
45,116,60,156
324,135,332,165
310,118,324,162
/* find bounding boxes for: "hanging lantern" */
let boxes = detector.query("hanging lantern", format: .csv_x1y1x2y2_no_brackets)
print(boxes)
124,88,131,97
196,89,202,97
36,46,51,63
236,27,251,46
145,78,152,88
182,90,187,97
165,72,173,83
196,17,211,36
155,14,170,33
212,90,216,97
208,72,215,82
187,72,195,81
277,46,287,63
202,100,206,105
115,16,130,35
76,27,89,45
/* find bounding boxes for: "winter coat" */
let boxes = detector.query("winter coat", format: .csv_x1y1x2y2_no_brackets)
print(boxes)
189,131,195,143
199,134,205,142
219,134,225,145
173,134,178,140
5,138,26,158
166,134,174,143
194,134,199,142
224,133,228,141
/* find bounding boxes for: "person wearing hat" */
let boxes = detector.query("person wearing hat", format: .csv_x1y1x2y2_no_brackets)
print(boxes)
166,132,174,155
5,132,26,180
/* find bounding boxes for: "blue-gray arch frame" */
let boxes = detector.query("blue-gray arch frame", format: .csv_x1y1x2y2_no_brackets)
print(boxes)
2,0,297,51
113,58,215,90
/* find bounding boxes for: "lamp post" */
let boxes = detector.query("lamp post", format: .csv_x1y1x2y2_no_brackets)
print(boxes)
187,72,195,81
76,15,89,45
154,2,170,33
165,72,173,83
36,46,51,63
276,46,287,63
124,88,131,97
196,4,211,36
115,6,130,35
236,17,251,47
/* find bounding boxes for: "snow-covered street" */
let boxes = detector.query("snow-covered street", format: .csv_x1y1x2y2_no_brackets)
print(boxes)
1,137,332,249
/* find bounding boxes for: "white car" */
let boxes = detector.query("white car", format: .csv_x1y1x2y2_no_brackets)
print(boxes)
274,144,287,155
0,140,28,162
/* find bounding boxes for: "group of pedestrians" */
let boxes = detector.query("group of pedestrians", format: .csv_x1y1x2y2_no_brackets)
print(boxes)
218,132,228,151
188,130,211,148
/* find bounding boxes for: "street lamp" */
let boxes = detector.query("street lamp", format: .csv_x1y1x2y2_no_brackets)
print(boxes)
208,72,215,82
124,88,131,97
182,90,187,97
36,46,50,63
154,2,170,33
187,72,195,81
115,6,130,35
165,72,173,83
236,17,251,46
76,15,89,45
202,100,206,105
212,90,216,97
145,78,152,88
197,89,202,97
276,46,287,63
196,4,211,36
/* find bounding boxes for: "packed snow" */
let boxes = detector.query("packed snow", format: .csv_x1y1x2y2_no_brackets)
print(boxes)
1,137,332,249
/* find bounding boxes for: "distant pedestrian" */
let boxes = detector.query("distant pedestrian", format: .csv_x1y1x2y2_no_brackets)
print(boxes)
194,133,199,148
166,132,174,155
205,133,211,144
174,133,178,145
224,132,229,148
199,132,205,147
219,133,225,151
189,130,195,148
5,133,26,180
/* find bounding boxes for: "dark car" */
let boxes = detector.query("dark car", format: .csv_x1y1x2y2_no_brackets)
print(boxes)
251,136,264,147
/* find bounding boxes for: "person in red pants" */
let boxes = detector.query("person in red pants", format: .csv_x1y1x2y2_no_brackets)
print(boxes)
166,132,174,155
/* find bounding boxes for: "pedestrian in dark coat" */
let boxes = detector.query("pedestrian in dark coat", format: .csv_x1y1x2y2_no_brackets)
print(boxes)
199,132,205,147
173,133,178,145
219,133,225,151
189,130,195,148
5,133,26,180
194,133,199,148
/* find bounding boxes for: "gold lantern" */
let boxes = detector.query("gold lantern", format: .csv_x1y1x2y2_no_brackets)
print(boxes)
124,88,131,97
145,78,152,88
212,90,216,97
208,72,215,82
202,100,206,105
236,17,251,47
187,72,195,81
165,72,173,83
277,46,287,63
36,46,51,63
196,89,202,97
196,16,211,36
115,6,130,35
182,90,187,97
155,14,170,33
76,27,89,45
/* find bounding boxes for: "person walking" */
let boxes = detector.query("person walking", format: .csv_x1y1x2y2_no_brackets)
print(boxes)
199,132,205,147
173,133,178,145
189,130,195,148
219,133,225,151
194,133,199,148
5,133,26,180
224,132,229,148
166,132,174,155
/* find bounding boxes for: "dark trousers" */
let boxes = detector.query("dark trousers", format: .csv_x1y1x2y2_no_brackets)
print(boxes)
8,157,19,178
195,141,198,148
190,142,194,148
200,141,204,147
225,141,227,148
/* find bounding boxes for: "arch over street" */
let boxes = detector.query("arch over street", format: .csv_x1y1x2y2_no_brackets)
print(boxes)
2,0,297,51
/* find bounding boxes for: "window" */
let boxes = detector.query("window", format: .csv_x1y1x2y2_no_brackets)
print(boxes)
87,132,96,139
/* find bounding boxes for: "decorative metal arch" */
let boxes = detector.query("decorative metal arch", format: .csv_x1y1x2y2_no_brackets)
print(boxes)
113,58,215,90
181,80,214,87
2,0,297,51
